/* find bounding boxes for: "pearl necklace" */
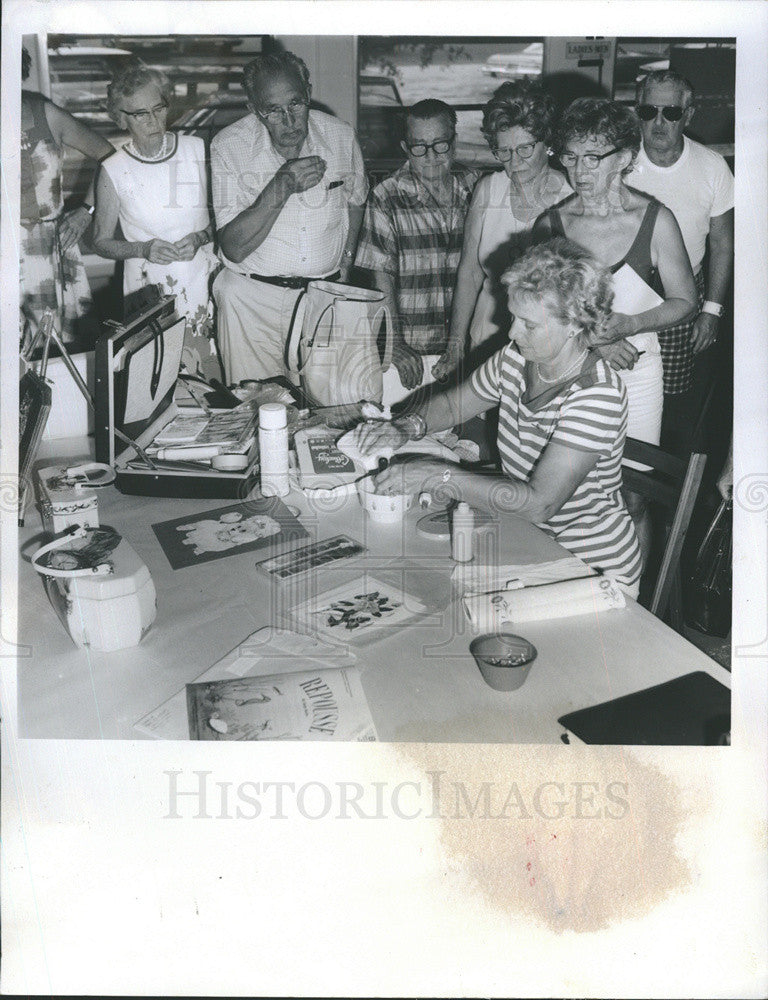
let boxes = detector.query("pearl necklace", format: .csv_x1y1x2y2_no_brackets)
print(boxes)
535,348,588,385
127,132,170,162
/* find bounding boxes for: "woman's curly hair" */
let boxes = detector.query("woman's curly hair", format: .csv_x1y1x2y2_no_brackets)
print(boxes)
107,62,172,124
556,97,641,175
481,78,556,147
500,236,614,345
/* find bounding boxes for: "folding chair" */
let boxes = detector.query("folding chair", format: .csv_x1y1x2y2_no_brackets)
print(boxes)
622,437,707,631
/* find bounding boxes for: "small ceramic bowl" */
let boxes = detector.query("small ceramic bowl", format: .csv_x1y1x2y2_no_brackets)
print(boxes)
469,632,537,691
357,477,412,524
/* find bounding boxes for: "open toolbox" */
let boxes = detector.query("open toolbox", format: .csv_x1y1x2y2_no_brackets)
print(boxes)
95,296,259,499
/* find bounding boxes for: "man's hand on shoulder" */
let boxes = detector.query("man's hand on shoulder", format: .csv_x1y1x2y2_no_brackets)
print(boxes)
277,156,327,195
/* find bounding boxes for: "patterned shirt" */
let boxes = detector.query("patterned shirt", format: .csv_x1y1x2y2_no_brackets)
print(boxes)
211,110,368,277
355,162,478,354
470,345,643,590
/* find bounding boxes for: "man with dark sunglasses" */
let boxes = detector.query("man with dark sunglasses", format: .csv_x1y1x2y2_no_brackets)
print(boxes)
630,69,734,457
356,99,478,393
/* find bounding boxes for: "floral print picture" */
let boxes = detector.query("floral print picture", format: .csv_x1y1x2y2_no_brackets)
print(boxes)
291,575,427,645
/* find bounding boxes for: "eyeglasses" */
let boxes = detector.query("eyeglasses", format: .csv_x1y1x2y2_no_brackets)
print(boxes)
559,147,622,169
404,136,455,157
120,102,168,123
491,140,538,162
636,103,687,122
257,97,310,124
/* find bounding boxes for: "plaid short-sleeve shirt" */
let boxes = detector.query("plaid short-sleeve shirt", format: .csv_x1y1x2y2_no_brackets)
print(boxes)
355,162,478,354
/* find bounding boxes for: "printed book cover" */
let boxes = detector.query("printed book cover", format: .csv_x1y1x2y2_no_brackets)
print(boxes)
186,667,377,741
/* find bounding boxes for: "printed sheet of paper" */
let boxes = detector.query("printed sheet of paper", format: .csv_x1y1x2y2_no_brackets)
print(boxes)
610,262,665,315
290,573,429,644
151,498,308,569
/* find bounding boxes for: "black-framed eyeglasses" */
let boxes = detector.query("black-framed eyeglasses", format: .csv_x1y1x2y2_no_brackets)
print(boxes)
559,147,622,169
636,103,687,122
120,102,168,123
491,140,538,162
404,135,455,156
257,97,310,124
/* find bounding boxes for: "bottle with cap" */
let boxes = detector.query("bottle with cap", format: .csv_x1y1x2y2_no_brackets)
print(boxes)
258,402,290,497
451,502,475,562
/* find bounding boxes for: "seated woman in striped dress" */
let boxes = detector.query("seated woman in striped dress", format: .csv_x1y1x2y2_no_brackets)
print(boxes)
349,237,643,596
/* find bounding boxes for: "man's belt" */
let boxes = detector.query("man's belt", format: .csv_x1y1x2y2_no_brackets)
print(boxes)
247,271,340,290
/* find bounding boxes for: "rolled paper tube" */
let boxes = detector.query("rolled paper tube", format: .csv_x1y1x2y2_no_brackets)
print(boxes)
462,576,626,631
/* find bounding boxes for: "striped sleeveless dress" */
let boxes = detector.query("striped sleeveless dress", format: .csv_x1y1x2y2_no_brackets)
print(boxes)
471,344,643,592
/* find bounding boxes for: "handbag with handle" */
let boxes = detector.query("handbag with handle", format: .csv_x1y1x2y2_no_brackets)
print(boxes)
285,280,393,408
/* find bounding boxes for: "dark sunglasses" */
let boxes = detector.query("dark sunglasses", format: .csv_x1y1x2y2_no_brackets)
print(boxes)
636,103,687,122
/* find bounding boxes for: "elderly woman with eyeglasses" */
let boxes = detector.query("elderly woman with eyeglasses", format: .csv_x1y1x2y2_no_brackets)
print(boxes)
92,62,218,377
433,80,571,380
534,98,697,558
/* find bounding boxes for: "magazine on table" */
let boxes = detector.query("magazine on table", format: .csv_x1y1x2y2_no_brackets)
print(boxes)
186,666,377,741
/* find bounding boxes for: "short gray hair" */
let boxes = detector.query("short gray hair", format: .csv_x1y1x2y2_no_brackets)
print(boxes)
243,51,311,107
636,69,695,107
107,62,172,123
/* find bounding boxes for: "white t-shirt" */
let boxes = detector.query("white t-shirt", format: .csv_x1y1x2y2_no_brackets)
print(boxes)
630,136,734,272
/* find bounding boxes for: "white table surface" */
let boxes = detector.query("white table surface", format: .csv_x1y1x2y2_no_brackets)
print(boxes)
17,442,730,742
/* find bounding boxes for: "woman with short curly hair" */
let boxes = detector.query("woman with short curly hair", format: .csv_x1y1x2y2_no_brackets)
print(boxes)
349,237,643,596
93,61,220,378
433,79,571,380
534,97,697,559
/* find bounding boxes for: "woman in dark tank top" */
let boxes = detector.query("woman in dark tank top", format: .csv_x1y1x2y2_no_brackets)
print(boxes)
533,98,697,564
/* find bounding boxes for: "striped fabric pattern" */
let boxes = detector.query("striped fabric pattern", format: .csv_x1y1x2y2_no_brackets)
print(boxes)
470,345,643,590
355,163,478,354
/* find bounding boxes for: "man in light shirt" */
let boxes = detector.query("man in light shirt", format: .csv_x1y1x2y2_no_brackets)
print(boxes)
211,51,368,384
630,69,734,456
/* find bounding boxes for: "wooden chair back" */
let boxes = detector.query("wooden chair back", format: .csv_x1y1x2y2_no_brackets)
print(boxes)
622,438,707,624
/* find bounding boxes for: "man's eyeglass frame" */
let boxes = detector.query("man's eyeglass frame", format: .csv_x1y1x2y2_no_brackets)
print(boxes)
404,135,456,157
257,97,310,124
636,103,688,122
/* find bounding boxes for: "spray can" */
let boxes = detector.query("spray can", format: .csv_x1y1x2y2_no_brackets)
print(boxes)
258,403,290,497
451,502,475,562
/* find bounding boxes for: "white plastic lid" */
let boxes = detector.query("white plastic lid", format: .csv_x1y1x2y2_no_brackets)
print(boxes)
259,402,287,429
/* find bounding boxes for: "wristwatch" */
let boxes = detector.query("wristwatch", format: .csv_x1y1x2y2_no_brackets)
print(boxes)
701,300,724,318
83,204,96,215
394,412,427,441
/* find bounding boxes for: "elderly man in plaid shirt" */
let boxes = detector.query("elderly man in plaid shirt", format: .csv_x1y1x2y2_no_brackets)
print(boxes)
630,70,734,456
356,100,479,393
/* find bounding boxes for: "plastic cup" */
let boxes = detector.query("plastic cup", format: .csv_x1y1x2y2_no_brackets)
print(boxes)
470,632,537,691
357,477,412,524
